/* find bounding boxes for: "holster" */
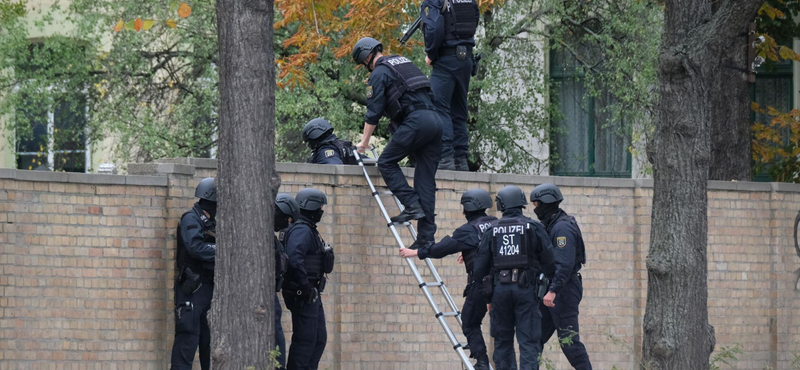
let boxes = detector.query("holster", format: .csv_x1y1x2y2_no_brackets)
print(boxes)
481,275,494,301
322,244,335,274
536,274,550,301
317,276,327,293
471,53,482,76
179,267,202,295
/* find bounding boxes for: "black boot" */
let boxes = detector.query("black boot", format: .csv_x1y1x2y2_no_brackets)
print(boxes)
408,239,433,250
473,357,490,370
438,154,455,170
390,202,426,223
454,155,469,171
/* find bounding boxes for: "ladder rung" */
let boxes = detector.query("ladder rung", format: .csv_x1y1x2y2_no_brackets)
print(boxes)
419,282,443,288
435,311,460,318
462,344,469,350
372,190,394,196
388,221,410,227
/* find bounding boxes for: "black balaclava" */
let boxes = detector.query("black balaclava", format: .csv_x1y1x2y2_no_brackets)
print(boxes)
463,209,487,220
301,209,324,224
275,210,290,232
534,201,560,222
199,199,217,219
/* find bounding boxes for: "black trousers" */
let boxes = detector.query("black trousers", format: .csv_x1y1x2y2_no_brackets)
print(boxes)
377,109,443,241
461,284,488,362
275,293,287,368
170,282,213,370
540,276,592,370
430,54,472,160
283,290,327,370
490,283,541,370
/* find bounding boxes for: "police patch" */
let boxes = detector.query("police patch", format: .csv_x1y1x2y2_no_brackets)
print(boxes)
324,149,335,158
366,86,373,98
557,236,567,248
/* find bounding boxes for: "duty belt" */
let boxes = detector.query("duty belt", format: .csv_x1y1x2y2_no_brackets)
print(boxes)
440,46,473,57
402,103,436,118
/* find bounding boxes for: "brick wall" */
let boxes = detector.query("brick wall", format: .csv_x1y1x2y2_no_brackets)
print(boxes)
2,160,799,370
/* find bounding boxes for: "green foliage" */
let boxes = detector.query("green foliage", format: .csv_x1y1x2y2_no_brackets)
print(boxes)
0,0,26,26
709,344,743,370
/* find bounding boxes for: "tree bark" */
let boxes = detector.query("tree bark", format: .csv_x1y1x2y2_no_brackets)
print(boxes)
644,1,761,369
709,28,753,181
212,0,280,369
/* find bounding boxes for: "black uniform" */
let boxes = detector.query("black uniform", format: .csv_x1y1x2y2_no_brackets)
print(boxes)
539,210,592,369
421,0,479,167
307,134,357,165
281,216,331,370
472,208,555,370
366,55,443,242
274,235,288,368
171,203,216,370
416,213,497,363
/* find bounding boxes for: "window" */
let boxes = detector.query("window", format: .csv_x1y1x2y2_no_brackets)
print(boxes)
549,48,632,178
751,53,794,181
16,94,88,172
14,41,89,172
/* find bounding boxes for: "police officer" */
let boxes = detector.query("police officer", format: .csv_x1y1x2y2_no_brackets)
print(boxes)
274,193,300,369
171,177,217,370
352,37,444,250
473,186,555,370
302,118,358,165
281,188,334,370
531,183,592,369
420,0,479,171
399,189,496,370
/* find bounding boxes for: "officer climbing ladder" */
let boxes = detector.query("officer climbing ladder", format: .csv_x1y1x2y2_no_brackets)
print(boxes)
354,148,487,370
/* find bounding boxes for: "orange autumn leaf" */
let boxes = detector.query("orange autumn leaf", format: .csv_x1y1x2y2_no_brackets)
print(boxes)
134,17,143,32
178,3,192,18
113,18,124,32
166,18,177,29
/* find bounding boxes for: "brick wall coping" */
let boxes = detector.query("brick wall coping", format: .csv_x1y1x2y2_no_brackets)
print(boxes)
4,160,800,193
0,168,168,186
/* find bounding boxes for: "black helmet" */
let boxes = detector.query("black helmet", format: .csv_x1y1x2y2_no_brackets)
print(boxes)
276,193,300,219
495,186,527,212
461,189,493,212
531,183,563,204
352,37,383,64
195,177,217,202
302,118,334,143
295,188,328,211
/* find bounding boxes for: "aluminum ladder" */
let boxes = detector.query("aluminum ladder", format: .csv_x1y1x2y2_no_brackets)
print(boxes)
354,149,480,370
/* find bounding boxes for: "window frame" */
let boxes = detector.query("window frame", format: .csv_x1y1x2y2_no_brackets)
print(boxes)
14,85,91,173
548,48,633,178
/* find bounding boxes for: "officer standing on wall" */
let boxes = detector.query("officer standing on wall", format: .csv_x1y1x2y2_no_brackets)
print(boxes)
273,193,300,369
171,178,217,370
302,118,358,165
281,188,335,370
351,37,444,250
472,186,556,370
531,183,592,369
421,0,480,171
399,189,497,370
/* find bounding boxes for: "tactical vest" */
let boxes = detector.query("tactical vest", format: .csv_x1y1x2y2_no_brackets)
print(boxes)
462,215,497,274
285,220,327,281
310,139,358,165
443,0,479,41
547,212,586,267
376,55,431,121
274,235,289,292
176,206,215,279
491,217,532,271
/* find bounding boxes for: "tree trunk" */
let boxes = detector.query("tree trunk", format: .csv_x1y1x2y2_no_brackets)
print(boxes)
212,0,280,369
643,1,761,369
709,32,753,181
